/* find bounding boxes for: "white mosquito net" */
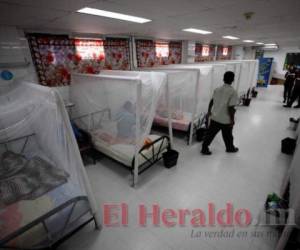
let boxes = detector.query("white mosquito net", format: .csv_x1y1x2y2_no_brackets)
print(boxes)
70,72,166,151
289,143,300,225
0,81,99,244
150,65,214,113
138,69,199,123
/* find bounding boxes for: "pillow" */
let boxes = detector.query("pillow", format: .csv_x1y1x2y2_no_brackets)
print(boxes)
143,137,153,149
0,151,27,180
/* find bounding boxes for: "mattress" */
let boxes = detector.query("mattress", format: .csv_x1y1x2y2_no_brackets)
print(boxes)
0,182,86,248
153,111,196,132
91,132,169,167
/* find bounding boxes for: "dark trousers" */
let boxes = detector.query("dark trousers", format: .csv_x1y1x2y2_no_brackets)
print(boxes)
283,84,292,102
287,87,300,107
202,120,235,150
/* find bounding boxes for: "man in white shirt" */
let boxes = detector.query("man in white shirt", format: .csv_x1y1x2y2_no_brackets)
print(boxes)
201,71,239,155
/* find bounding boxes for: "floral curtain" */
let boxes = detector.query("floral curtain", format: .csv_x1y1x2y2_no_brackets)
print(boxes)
104,38,130,70
195,44,215,62
136,39,182,67
28,34,75,86
216,45,232,60
27,34,130,86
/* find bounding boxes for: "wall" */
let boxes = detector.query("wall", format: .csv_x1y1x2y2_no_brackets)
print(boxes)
232,46,245,60
0,26,37,86
264,46,300,77
243,47,256,60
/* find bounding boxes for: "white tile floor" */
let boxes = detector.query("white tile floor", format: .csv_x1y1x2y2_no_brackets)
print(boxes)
59,86,299,250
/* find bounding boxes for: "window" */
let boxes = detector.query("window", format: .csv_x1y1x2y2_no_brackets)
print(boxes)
74,39,105,60
202,45,210,57
155,43,169,57
223,47,228,56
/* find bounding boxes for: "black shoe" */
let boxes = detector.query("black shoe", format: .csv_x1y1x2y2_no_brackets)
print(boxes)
293,105,300,108
283,105,292,108
201,148,212,155
226,147,239,153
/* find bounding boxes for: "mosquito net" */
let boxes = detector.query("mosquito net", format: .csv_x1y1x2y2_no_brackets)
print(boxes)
151,65,214,111
289,143,300,224
70,72,166,152
0,81,99,245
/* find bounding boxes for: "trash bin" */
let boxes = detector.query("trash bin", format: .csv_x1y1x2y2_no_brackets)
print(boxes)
281,137,296,155
163,149,179,168
243,98,251,106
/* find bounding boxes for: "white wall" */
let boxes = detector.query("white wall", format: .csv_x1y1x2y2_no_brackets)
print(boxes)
264,46,300,77
243,47,256,60
0,26,37,86
232,46,245,60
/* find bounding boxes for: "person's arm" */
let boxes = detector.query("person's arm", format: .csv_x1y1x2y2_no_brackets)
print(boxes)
228,106,236,126
207,99,213,116
228,91,238,126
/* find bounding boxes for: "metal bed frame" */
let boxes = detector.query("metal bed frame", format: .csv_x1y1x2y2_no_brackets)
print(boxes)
152,113,205,145
72,109,171,185
0,134,97,250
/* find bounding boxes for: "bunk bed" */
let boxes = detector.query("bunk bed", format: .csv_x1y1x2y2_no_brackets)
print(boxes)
0,82,100,250
70,73,171,187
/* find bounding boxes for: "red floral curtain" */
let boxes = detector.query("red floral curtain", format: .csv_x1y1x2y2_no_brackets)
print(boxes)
28,34,130,86
104,38,130,70
195,44,215,62
216,45,232,60
28,34,75,86
136,39,182,67
169,42,182,64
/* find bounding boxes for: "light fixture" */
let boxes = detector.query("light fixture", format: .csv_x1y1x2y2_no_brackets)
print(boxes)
183,28,212,35
222,35,239,40
256,42,264,45
77,7,151,23
243,40,255,43
263,43,279,50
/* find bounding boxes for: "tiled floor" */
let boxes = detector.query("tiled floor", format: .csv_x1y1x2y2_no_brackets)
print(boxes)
59,85,299,250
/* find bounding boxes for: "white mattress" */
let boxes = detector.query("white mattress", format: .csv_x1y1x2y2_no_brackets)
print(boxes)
92,134,169,167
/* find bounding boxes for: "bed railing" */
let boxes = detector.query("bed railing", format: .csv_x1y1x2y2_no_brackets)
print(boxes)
131,135,170,175
0,196,96,250
71,108,111,131
0,133,35,154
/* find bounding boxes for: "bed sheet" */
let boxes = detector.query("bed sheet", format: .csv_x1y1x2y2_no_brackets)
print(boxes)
153,112,195,132
91,132,168,167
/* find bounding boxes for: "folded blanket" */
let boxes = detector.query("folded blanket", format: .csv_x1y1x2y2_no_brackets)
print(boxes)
0,151,69,208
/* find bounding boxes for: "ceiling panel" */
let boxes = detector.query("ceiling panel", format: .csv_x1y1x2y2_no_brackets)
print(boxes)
0,0,299,46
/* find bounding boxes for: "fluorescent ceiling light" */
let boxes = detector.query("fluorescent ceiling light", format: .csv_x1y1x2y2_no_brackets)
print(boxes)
222,35,239,40
243,40,254,43
264,43,277,46
77,7,151,23
256,42,264,45
183,28,212,35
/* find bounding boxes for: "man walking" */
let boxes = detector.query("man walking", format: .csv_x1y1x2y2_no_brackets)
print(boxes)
201,71,239,155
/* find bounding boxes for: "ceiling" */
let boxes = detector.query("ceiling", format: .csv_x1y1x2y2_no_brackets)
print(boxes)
0,0,299,47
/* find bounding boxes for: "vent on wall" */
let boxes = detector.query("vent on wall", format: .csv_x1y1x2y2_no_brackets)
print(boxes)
262,44,279,51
